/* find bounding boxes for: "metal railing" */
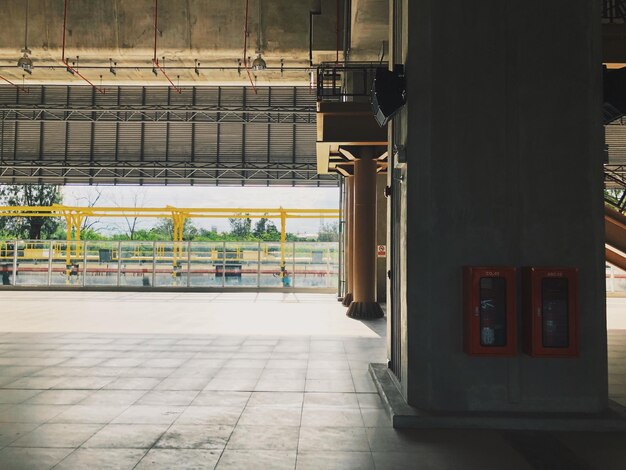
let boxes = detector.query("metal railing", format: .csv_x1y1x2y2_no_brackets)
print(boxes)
316,62,388,103
0,240,339,291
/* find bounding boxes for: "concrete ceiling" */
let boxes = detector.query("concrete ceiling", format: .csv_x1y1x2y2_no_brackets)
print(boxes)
0,0,349,86
349,0,388,61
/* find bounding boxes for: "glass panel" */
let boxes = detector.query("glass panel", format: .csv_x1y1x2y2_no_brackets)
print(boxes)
541,277,569,348
223,242,260,287
0,241,16,286
188,242,224,287
479,277,507,347
84,241,118,286
119,241,154,287
154,242,189,287
259,242,291,287
49,241,83,286
293,242,339,288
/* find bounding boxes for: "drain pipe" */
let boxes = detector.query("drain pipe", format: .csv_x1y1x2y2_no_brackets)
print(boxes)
152,0,182,94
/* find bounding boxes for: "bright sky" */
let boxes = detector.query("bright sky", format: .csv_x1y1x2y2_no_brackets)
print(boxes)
61,186,340,235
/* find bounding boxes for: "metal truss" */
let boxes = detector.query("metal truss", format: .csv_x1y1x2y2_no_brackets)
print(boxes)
0,160,338,187
0,105,315,124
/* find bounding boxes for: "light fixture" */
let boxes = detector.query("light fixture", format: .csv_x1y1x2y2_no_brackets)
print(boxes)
17,52,32,74
253,0,267,71
252,54,266,71
18,0,33,74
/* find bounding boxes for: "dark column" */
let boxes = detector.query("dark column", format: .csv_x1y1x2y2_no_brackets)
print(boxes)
347,154,383,319
342,176,354,306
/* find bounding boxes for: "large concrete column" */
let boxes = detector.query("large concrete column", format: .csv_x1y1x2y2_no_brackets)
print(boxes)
342,176,354,305
342,177,354,305
391,0,606,413
376,173,387,303
347,154,383,319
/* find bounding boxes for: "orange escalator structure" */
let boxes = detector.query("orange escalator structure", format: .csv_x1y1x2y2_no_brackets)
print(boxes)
605,206,626,271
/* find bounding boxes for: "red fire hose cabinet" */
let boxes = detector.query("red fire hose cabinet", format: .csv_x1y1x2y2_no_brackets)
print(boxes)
463,267,517,356
522,267,579,357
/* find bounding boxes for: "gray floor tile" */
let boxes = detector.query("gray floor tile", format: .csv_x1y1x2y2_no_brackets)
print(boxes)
227,425,300,451
49,405,128,424
82,423,170,449
247,392,304,408
155,424,233,449
296,451,375,470
0,447,74,470
298,427,370,452
0,423,39,447
9,423,102,448
176,406,243,425
0,404,70,423
191,391,251,407
305,379,355,393
104,378,162,390
238,406,302,426
137,390,199,406
303,392,359,409
0,389,41,404
301,408,364,427
216,450,296,470
24,390,92,405
135,449,221,469
112,405,185,425
79,390,146,406
54,448,147,470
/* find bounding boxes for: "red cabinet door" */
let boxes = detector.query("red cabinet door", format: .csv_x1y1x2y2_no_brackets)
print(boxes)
523,267,578,357
463,267,517,356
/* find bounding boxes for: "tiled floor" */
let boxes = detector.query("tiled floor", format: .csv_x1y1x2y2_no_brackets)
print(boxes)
0,292,623,469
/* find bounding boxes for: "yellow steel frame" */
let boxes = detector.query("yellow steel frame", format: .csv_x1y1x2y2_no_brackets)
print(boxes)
0,205,340,277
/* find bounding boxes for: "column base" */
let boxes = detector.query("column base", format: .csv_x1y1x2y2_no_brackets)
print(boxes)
341,293,353,307
346,301,383,319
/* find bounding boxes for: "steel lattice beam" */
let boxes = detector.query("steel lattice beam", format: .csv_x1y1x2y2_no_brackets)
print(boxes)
0,161,338,186
0,106,315,124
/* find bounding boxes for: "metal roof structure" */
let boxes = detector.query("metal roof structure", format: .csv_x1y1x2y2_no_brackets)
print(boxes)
0,84,337,187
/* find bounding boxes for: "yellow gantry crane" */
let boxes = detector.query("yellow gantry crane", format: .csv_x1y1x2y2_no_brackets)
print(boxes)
0,205,340,278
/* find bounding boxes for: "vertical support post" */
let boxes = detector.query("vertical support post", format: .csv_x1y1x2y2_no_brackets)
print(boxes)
12,239,18,286
342,176,354,306
47,239,53,286
222,241,226,288
152,240,157,287
64,214,72,276
347,154,383,319
292,241,296,287
117,241,122,287
187,240,191,288
82,240,87,287
338,176,344,297
257,241,261,288
280,209,287,280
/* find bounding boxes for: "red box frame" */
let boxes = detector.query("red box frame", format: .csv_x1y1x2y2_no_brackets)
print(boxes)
463,266,517,356
522,267,579,357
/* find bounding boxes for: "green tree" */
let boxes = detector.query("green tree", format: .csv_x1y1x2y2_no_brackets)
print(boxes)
151,218,198,241
0,184,62,239
253,217,280,241
318,221,340,242
229,215,252,238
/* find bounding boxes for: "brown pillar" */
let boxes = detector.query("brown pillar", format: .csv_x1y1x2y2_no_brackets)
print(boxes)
346,155,383,319
342,176,354,306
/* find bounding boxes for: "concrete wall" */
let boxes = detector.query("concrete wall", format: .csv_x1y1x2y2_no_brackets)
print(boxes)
396,0,607,412
376,173,387,303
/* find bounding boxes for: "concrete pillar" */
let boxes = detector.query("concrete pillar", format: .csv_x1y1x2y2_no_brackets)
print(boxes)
342,176,354,306
347,154,383,319
376,173,387,303
392,0,606,413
